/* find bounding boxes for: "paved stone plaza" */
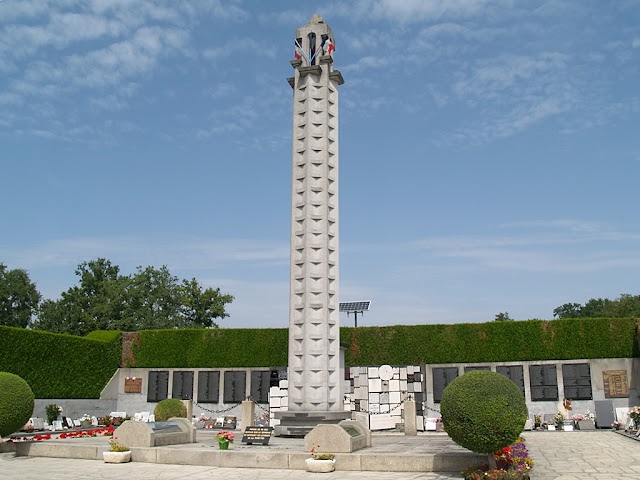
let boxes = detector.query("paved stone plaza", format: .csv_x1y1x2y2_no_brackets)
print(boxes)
2,431,640,479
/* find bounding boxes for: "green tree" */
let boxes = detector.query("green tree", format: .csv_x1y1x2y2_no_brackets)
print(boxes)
33,259,233,335
179,278,234,328
494,312,512,321
553,302,582,319
553,294,640,319
122,265,181,330
34,258,126,335
0,263,41,328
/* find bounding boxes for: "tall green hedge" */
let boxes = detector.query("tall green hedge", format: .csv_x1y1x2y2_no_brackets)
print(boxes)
1,318,637,398
342,318,638,365
0,326,121,399
129,328,289,367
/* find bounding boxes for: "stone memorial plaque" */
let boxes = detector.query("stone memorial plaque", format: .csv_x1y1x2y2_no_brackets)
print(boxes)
124,377,142,393
603,370,629,398
369,378,382,393
242,426,273,445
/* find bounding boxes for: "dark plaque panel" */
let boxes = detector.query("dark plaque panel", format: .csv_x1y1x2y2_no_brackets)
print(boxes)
432,367,458,403
562,363,592,400
197,371,220,403
172,371,194,400
529,365,558,401
224,371,246,403
251,371,270,403
147,371,169,402
496,365,525,396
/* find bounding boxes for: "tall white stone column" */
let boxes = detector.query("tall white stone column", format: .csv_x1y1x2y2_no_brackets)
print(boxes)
275,14,348,436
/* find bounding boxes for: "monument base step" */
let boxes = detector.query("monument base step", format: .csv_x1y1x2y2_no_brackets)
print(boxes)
274,410,352,437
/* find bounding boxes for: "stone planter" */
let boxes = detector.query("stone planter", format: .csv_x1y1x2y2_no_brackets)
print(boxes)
305,458,336,473
80,420,92,429
103,451,131,463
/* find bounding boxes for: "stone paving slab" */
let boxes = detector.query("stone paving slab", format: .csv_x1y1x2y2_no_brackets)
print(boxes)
3,430,640,479
525,431,640,479
1,431,484,473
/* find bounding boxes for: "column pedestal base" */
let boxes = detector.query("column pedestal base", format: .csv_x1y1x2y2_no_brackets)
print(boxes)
274,410,352,437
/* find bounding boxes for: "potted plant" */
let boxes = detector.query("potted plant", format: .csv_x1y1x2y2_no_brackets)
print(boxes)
553,412,564,430
306,446,336,473
534,415,542,429
45,404,61,425
612,421,622,431
215,430,234,450
80,414,92,429
103,436,131,463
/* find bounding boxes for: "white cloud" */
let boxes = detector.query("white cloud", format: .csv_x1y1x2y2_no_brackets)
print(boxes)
0,235,289,272
202,37,257,61
453,53,569,102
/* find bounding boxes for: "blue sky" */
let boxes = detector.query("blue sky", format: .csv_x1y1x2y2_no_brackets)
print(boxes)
2,1,639,329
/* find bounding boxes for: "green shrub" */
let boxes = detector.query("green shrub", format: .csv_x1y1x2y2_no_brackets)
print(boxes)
45,403,60,424
0,372,35,437
153,398,187,421
441,370,527,454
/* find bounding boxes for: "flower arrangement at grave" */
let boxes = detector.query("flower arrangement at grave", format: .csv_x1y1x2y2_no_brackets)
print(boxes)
107,436,129,452
612,421,622,430
255,410,270,425
553,412,565,428
305,445,336,473
571,413,585,422
628,406,640,430
45,404,62,424
215,430,234,449
9,426,115,442
98,414,129,427
310,445,335,461
103,436,132,463
462,437,534,480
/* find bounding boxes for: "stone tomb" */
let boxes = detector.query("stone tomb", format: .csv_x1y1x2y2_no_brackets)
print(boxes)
304,420,371,453
115,417,196,448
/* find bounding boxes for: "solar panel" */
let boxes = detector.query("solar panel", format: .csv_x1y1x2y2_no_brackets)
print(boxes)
339,301,371,312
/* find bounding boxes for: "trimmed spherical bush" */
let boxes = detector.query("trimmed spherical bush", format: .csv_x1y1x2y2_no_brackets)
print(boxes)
153,398,187,421
440,370,527,454
0,372,35,437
